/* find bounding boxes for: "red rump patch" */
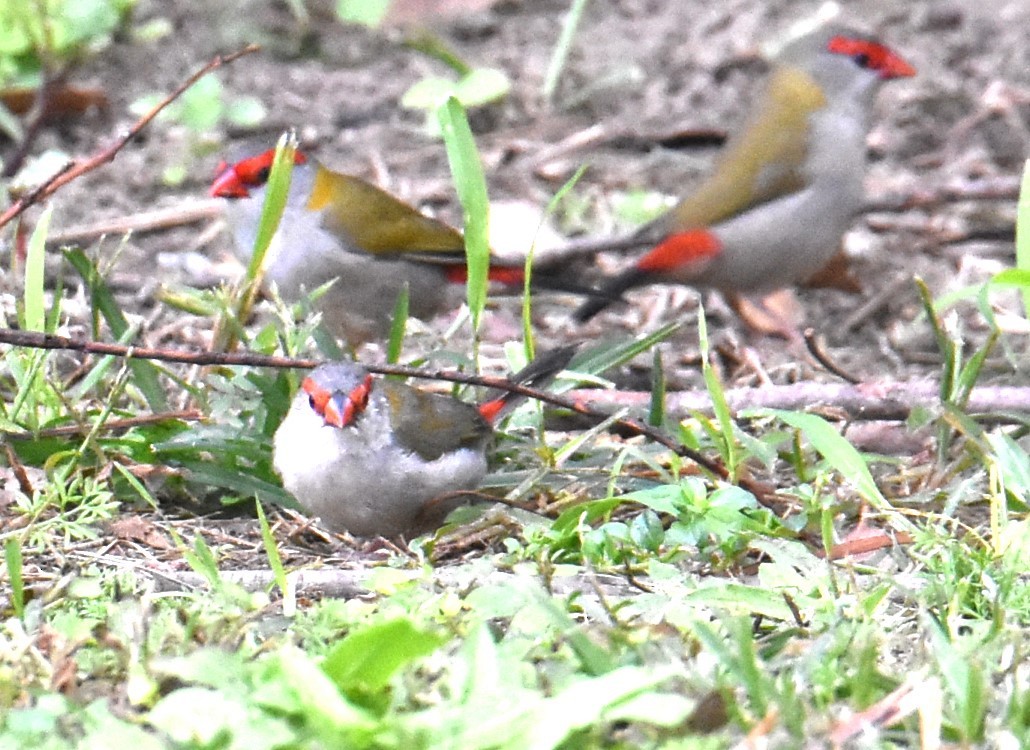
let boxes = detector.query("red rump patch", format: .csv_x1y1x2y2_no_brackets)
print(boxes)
444,266,526,285
636,230,722,274
302,373,372,428
477,397,506,424
825,36,916,79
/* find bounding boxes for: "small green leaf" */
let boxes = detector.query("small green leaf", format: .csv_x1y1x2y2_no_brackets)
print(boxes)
176,74,224,132
147,688,251,746
322,618,448,692
401,76,457,110
226,96,267,128
611,189,675,227
453,67,510,106
336,0,391,27
765,410,889,509
987,431,1030,507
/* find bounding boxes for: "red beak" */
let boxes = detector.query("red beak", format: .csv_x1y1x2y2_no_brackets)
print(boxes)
877,50,916,80
209,163,249,198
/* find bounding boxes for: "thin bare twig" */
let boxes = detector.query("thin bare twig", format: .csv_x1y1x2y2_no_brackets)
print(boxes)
0,328,766,501
803,328,861,384
0,44,260,231
3,410,204,440
841,274,912,332
148,565,641,600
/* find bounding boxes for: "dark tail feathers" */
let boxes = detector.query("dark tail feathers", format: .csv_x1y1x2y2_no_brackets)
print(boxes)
478,345,578,423
572,268,649,323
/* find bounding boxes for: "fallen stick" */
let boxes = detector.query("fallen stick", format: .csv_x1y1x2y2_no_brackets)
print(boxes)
46,200,224,246
568,381,1030,423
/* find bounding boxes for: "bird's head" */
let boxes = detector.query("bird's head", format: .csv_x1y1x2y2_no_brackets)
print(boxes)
209,147,308,199
781,24,915,101
301,362,373,429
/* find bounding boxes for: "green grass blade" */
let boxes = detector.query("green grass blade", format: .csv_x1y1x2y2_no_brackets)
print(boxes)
438,97,490,335
565,322,681,386
524,164,589,352
764,410,891,512
215,133,298,352
255,499,291,614
169,458,294,507
1016,158,1029,318
245,134,297,281
954,329,998,408
175,530,222,589
405,32,471,76
542,0,591,104
648,348,665,427
916,277,957,401
23,205,51,333
64,249,169,411
698,304,737,472
4,538,25,620
386,285,410,364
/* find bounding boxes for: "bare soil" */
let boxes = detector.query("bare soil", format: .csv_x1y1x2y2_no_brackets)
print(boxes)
34,0,1027,380
4,0,1028,556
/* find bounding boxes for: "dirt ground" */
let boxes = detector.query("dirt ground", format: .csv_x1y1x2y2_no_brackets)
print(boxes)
0,0,1024,593
6,0,1028,417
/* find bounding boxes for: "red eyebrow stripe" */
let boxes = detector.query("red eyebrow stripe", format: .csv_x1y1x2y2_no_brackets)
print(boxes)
209,148,309,197
825,36,916,79
302,376,330,413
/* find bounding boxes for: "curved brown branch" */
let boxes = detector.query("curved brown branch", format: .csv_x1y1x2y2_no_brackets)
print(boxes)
0,43,260,231
0,329,760,500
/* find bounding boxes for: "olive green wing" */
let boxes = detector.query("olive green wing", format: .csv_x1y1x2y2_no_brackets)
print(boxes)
656,66,827,233
307,167,466,257
381,382,491,462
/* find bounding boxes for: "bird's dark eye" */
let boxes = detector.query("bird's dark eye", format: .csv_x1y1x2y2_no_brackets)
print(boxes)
853,53,871,68
256,166,271,183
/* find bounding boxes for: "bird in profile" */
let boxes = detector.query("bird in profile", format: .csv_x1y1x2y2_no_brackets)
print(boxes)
573,24,915,332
